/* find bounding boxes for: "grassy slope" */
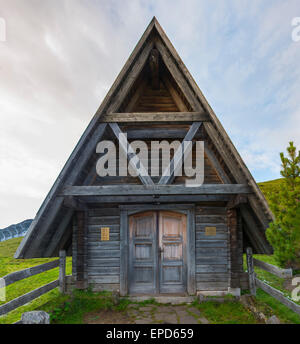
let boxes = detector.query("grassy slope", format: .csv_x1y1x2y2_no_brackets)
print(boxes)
0,237,71,324
258,178,283,202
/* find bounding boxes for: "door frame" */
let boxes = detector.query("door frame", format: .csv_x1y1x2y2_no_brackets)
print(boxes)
119,204,196,296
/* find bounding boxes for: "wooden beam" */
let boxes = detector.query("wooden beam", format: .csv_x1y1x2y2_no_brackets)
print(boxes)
106,40,154,113
109,123,154,185
204,142,231,184
256,278,300,315
240,205,272,254
76,210,88,289
0,280,59,317
59,250,66,294
125,79,147,112
126,128,201,140
159,122,202,185
76,194,232,203
101,112,209,123
246,247,256,296
162,76,188,112
253,258,292,279
155,38,202,111
43,209,74,257
62,184,252,196
227,195,248,209
149,48,160,89
228,208,239,288
2,260,59,287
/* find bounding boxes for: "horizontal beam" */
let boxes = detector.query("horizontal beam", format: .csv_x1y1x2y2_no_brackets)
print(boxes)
253,258,293,279
0,280,59,317
126,129,203,140
101,112,209,123
77,194,232,204
62,184,252,197
2,260,59,287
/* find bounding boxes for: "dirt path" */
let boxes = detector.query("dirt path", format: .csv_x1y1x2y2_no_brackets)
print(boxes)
84,304,209,324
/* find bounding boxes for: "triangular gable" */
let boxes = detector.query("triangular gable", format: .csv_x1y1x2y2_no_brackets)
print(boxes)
15,17,273,258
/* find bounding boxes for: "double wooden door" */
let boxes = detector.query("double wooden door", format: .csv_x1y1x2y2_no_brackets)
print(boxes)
129,211,187,294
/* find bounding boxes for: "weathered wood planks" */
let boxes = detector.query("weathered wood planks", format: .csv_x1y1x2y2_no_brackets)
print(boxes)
253,258,293,279
195,206,229,291
75,211,88,289
2,260,59,287
246,247,256,296
62,184,252,196
59,250,66,294
87,207,121,290
255,278,300,315
101,112,209,123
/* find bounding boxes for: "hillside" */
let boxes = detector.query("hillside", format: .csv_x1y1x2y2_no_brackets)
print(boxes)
258,178,283,203
0,237,72,324
0,219,32,242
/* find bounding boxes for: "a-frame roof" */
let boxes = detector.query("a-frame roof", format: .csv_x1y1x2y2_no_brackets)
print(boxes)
15,17,273,258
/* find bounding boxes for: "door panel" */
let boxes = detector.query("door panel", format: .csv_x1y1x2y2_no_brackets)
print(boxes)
159,211,186,293
129,210,187,294
129,212,157,294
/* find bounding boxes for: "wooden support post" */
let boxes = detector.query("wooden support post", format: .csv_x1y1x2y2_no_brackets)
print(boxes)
76,211,88,289
149,48,160,89
246,247,256,296
227,208,240,289
59,250,66,294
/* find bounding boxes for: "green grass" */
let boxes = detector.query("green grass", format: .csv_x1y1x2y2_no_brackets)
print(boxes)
255,289,300,324
258,178,283,203
50,290,116,324
0,237,72,324
191,298,257,324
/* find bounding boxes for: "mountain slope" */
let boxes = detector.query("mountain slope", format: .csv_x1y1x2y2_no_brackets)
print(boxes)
0,219,33,242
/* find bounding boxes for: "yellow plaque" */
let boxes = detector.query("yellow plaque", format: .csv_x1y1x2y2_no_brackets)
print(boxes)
101,227,110,241
205,226,216,236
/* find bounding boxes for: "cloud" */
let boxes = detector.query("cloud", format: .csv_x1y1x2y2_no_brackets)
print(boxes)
0,0,299,227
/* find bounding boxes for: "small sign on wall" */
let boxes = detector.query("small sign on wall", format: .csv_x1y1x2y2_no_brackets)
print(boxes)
205,226,216,236
101,227,110,241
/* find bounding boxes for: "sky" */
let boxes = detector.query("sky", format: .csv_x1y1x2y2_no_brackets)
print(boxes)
0,0,299,228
